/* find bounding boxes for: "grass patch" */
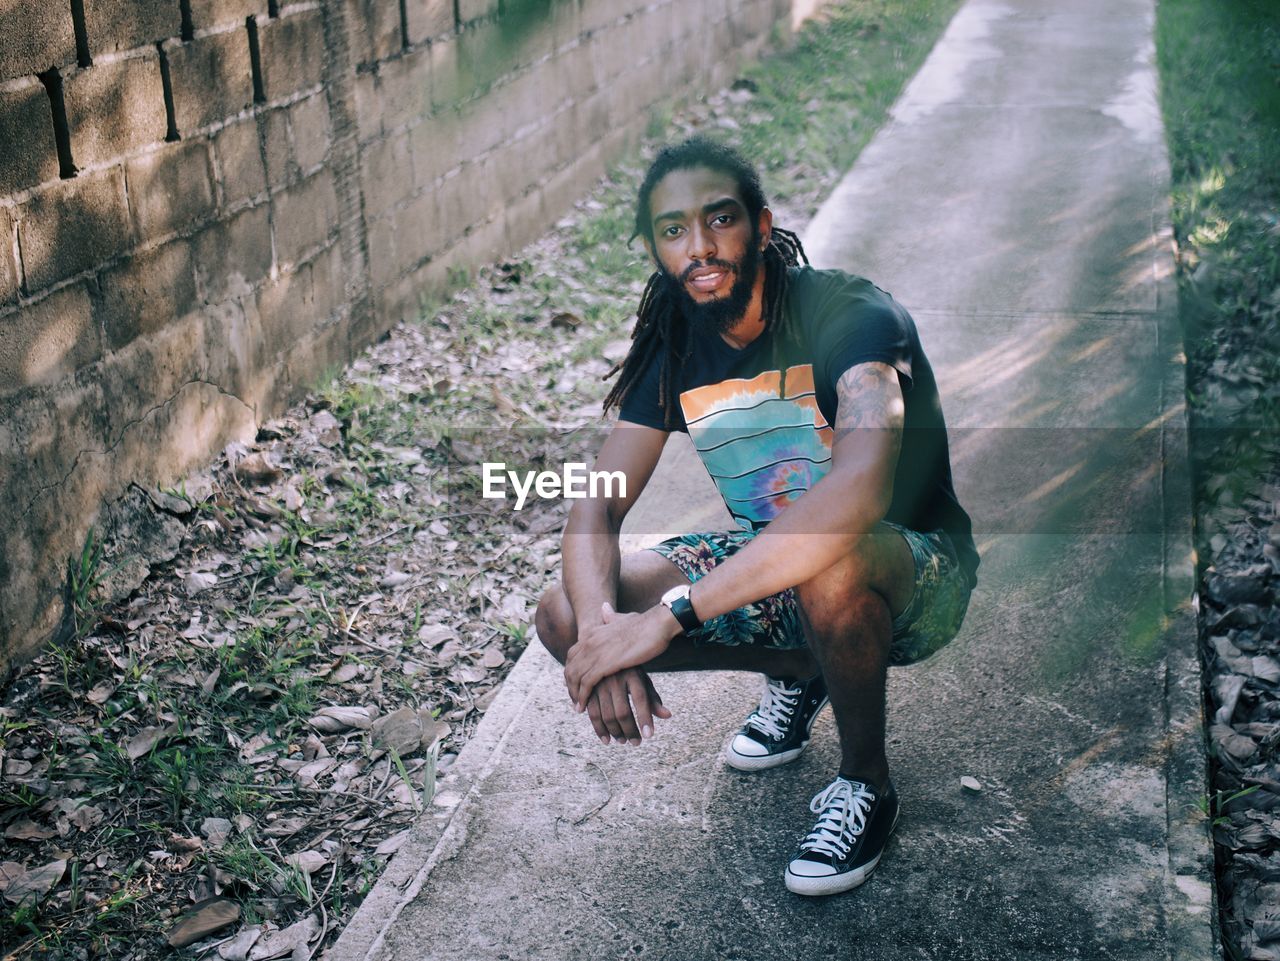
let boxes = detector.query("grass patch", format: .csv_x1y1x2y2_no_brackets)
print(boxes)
734,0,958,199
1156,0,1280,523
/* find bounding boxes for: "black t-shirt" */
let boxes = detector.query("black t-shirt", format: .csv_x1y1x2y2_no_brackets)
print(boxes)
620,266,978,586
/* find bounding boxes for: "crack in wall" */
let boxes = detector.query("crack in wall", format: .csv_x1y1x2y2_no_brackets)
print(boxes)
21,377,256,516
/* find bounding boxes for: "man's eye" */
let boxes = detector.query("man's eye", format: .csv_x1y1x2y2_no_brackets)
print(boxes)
712,214,734,226
662,225,683,238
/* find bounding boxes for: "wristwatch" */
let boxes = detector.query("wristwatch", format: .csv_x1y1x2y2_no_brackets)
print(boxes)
660,584,702,634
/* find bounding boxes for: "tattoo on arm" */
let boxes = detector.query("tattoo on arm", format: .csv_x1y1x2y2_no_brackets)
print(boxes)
833,363,904,462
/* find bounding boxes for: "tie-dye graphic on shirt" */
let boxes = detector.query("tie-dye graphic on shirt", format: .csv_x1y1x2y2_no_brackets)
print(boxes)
680,365,834,530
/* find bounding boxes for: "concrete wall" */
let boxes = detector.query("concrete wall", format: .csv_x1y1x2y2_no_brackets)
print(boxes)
0,0,793,668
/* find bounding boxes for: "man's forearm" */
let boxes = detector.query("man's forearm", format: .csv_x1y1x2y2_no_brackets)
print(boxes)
688,461,889,624
560,503,623,636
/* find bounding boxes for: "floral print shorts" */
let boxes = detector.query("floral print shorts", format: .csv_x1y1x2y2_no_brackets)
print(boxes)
649,523,972,667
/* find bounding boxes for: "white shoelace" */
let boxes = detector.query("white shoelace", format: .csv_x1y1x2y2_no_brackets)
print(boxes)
799,779,874,859
746,676,802,740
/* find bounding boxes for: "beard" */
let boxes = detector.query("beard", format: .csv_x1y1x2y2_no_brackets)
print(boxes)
660,240,763,336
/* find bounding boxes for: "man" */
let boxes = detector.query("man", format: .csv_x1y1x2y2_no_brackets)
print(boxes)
535,136,978,896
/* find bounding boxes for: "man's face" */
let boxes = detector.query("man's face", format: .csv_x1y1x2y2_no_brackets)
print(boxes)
644,166,770,334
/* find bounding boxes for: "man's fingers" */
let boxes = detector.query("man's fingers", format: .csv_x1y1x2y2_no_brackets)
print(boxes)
626,673,654,739
601,601,615,623
563,653,592,712
580,666,604,707
585,694,609,744
608,682,641,745
562,656,581,706
596,684,626,742
645,675,673,720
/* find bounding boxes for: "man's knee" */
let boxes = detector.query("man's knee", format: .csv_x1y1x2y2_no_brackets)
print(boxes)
535,583,575,664
794,541,893,634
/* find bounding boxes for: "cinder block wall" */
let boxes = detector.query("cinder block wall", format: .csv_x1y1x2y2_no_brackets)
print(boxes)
0,0,792,669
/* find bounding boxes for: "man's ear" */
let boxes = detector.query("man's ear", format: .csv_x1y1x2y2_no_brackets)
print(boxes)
758,206,774,250
641,236,657,265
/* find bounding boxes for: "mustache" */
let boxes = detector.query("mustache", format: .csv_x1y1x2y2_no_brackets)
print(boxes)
678,258,738,284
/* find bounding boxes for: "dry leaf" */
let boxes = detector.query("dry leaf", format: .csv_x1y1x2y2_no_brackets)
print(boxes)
167,898,241,948
4,819,56,841
296,757,337,788
239,732,278,764
498,594,528,621
262,816,308,839
1216,674,1248,724
0,861,24,894
330,662,361,684
201,818,234,850
249,914,319,960
301,734,328,761
375,830,410,856
284,850,327,875
2,859,65,906
185,571,219,597
68,804,103,832
1213,723,1260,761
125,723,177,760
418,708,445,750
312,411,342,447
282,486,305,511
379,570,412,589
87,680,117,704
1252,656,1280,684
217,925,263,961
202,666,222,694
372,707,423,757
309,706,373,732
234,452,283,485
417,625,453,649
601,338,631,363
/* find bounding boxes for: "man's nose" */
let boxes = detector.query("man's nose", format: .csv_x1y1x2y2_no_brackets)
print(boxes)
688,223,715,261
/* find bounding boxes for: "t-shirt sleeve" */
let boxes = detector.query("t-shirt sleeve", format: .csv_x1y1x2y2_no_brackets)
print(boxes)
617,349,671,431
810,280,914,395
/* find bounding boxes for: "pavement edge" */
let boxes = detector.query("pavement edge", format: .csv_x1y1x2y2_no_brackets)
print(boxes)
323,639,552,960
1155,157,1221,957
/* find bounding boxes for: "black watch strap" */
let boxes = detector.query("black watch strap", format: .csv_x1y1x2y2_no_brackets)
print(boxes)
667,593,702,633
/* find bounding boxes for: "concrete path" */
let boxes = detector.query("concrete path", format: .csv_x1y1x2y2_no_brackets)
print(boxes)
327,1,1214,958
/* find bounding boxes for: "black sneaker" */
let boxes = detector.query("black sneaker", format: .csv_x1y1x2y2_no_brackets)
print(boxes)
785,777,899,896
723,673,829,771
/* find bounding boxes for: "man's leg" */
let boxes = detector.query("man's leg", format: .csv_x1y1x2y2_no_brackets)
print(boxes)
790,529,915,793
780,528,916,897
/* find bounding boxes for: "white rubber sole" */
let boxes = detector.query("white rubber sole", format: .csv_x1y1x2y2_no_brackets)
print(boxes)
783,808,900,897
722,696,830,772
784,853,882,896
723,740,808,771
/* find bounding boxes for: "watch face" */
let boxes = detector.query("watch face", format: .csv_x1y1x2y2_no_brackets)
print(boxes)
662,585,690,606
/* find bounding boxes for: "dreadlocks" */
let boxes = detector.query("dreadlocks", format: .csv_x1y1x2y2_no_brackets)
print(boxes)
602,137,810,429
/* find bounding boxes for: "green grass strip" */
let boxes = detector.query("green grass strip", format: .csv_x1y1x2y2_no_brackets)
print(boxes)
1156,0,1280,512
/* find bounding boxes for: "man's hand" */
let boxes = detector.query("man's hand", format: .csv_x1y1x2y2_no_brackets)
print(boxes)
584,668,673,744
564,602,680,710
